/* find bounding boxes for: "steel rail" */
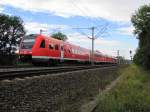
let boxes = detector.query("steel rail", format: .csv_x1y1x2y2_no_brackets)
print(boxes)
0,64,117,80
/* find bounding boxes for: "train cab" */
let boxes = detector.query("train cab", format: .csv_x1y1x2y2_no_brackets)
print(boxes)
19,34,37,61
32,35,64,65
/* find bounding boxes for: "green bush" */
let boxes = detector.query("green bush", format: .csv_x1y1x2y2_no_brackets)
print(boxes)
0,54,19,65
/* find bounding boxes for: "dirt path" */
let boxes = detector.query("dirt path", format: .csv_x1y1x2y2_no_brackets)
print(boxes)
81,75,122,112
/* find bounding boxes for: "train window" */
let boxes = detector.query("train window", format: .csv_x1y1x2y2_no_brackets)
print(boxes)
68,49,71,53
72,49,74,54
75,50,77,54
61,46,64,51
21,34,37,49
40,40,45,48
55,45,59,50
77,50,79,54
49,44,54,49
73,49,76,54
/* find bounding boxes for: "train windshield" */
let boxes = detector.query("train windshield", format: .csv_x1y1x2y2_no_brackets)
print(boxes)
21,34,37,49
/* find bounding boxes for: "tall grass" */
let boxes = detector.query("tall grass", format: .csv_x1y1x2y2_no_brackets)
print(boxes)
95,64,150,112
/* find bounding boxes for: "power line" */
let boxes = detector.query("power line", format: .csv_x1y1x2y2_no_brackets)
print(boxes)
73,26,99,65
73,28,91,38
72,0,110,29
70,0,109,40
70,0,108,27
95,23,109,38
70,0,93,25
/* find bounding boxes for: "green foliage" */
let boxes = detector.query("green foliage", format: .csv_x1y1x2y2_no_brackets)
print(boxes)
0,54,19,65
0,13,25,55
95,65,150,112
131,4,150,69
51,32,67,41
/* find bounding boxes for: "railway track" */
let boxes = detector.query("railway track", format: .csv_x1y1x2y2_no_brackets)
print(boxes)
0,64,117,80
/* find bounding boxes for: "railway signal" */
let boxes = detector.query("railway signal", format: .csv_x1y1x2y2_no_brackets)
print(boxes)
130,50,132,61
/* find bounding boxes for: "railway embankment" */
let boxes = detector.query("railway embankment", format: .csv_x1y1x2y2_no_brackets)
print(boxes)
0,66,121,112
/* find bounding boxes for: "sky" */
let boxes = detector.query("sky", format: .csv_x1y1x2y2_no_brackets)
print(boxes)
0,0,149,59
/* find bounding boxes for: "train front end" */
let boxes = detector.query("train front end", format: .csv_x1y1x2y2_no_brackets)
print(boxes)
19,34,37,62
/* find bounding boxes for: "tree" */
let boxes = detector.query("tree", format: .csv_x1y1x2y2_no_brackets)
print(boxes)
131,4,150,69
51,32,67,41
0,14,25,54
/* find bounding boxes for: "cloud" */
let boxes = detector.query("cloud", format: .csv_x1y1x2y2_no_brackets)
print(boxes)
68,32,120,47
0,0,149,21
96,38,120,46
67,32,121,57
0,6,4,13
24,22,120,44
24,22,120,47
116,26,134,36
24,22,70,34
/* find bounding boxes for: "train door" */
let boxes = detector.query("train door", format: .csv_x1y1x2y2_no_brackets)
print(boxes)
60,44,64,61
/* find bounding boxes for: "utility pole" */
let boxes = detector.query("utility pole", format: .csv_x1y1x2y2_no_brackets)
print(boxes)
117,50,120,57
40,29,47,35
117,50,120,64
91,27,95,65
40,29,42,34
72,25,107,65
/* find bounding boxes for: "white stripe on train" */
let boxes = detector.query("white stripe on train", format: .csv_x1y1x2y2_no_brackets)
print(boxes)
32,56,111,63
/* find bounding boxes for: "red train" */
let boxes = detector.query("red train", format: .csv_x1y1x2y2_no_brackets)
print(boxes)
19,34,117,65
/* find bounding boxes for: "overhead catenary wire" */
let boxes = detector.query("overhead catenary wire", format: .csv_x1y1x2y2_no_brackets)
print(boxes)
68,0,111,65
95,23,109,38
69,0,109,40
40,0,112,63
40,0,109,39
70,0,106,27
70,0,109,32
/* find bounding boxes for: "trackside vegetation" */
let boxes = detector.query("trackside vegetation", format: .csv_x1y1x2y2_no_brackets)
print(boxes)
132,4,150,69
95,64,150,112
51,32,68,41
0,13,25,65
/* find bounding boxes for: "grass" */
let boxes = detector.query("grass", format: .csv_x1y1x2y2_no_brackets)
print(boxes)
15,61,33,67
95,64,150,112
